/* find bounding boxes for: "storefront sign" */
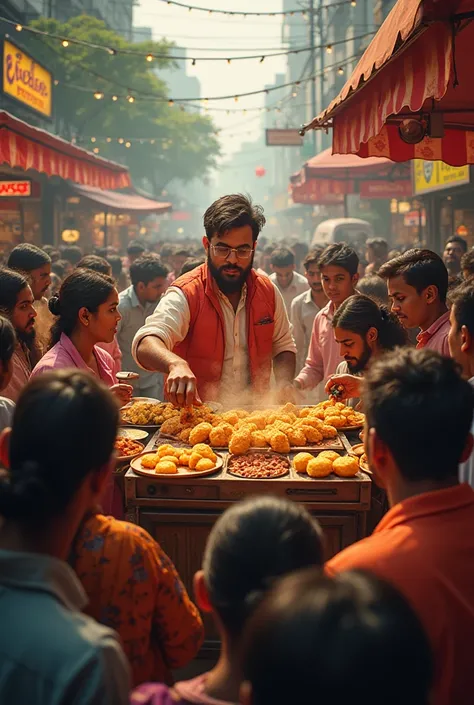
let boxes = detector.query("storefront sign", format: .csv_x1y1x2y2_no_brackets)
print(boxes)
2,39,52,118
290,179,347,205
266,129,303,146
0,179,31,197
359,179,412,199
413,160,470,195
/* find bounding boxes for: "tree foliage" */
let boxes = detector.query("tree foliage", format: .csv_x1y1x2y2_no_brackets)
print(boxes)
26,15,220,191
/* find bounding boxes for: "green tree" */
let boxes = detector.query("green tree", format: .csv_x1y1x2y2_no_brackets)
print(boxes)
26,15,220,191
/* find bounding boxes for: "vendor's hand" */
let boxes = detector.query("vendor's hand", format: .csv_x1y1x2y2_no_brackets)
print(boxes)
325,374,361,401
167,361,202,408
276,382,298,405
110,383,133,407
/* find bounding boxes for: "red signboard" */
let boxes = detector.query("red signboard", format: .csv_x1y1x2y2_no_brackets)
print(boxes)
291,179,348,205
0,179,32,197
358,179,412,199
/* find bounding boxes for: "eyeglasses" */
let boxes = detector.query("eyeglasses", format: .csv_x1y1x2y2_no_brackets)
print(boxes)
211,244,254,260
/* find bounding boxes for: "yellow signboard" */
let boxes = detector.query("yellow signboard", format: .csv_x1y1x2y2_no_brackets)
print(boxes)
413,160,470,195
3,39,52,118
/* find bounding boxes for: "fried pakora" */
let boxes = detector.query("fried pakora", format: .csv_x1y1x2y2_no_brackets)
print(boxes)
269,430,290,454
318,451,340,462
333,455,359,477
251,431,268,448
229,431,252,455
155,460,178,474
189,422,213,445
307,456,333,478
141,453,159,469
160,417,184,437
293,452,314,473
286,427,307,447
192,444,217,462
321,424,338,439
195,458,215,472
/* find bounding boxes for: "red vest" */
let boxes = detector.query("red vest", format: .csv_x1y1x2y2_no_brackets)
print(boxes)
173,264,276,401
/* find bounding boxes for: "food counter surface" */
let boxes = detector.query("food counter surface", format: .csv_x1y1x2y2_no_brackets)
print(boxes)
124,429,372,653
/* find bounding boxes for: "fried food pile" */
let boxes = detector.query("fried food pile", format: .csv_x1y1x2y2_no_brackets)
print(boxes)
159,401,363,454
122,401,180,426
115,437,143,457
140,443,219,474
293,450,360,478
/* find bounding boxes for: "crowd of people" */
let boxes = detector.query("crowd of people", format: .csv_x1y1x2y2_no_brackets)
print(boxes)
0,193,474,704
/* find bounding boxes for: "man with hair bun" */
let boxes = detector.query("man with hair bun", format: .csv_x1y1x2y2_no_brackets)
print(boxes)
133,194,296,407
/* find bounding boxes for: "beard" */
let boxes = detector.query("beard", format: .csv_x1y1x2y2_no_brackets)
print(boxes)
207,252,254,295
17,325,36,347
346,340,372,374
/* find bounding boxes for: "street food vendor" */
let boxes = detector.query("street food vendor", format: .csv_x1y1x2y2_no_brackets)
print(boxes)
132,194,297,406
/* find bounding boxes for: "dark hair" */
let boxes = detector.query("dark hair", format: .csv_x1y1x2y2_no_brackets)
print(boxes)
0,268,29,316
363,348,474,481
77,254,112,276
52,259,68,279
357,274,389,305
333,294,407,351
270,247,295,268
449,282,474,337
203,194,266,242
0,370,118,523
174,247,191,258
318,243,359,277
446,235,468,254
127,240,146,257
461,249,474,277
366,237,388,258
378,248,449,304
129,253,168,287
0,315,16,369
7,243,51,273
203,496,323,638
106,254,123,279
180,257,205,276
303,248,323,271
49,269,116,347
159,243,175,259
242,568,433,705
61,246,83,267
43,245,60,262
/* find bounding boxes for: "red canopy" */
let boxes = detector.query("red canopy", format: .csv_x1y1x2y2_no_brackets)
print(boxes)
0,111,130,189
303,0,474,166
70,184,172,213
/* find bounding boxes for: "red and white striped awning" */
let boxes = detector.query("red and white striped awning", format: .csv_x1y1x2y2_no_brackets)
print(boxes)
0,111,131,189
303,0,474,166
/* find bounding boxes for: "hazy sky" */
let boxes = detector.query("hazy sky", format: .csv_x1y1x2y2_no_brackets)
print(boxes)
134,0,291,159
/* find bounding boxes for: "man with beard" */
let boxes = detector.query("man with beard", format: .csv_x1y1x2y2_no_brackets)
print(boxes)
290,250,327,400
324,294,407,407
133,194,296,406
443,235,467,277
0,268,40,402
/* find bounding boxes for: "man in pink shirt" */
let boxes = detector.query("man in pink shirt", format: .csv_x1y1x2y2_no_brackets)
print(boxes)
378,248,450,356
294,243,359,393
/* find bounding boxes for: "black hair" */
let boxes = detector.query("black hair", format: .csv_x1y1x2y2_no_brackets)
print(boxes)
366,237,388,258
174,247,191,258
203,194,266,242
363,347,474,481
49,269,116,347
303,248,323,271
7,243,51,273
0,315,16,369
445,235,468,254
378,248,449,304
242,568,433,705
180,257,205,276
203,495,323,638
333,294,407,351
449,282,474,336
318,242,359,277
270,247,295,268
0,370,118,523
129,253,169,287
461,249,474,277
61,245,83,267
357,274,389,305
106,254,123,279
127,240,146,257
51,259,69,279
0,268,29,316
77,254,112,276
159,243,175,259
42,245,60,262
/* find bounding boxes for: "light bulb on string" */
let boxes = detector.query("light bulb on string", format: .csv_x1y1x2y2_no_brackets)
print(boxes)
112,95,118,101
260,56,265,63
118,138,124,144
107,48,116,56
62,40,69,47
192,58,196,66
125,141,131,148
106,137,112,143
227,58,231,64
127,95,135,103
326,45,333,54
94,91,104,100
338,67,344,75
91,137,96,143
15,24,22,31
168,99,174,106
146,54,153,62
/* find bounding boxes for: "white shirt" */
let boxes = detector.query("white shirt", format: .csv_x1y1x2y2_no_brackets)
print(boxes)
132,281,296,405
291,289,325,404
269,271,309,313
460,377,474,487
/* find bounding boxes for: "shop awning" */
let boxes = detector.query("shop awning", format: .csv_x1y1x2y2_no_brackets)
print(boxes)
290,179,346,205
303,149,411,180
70,184,172,213
0,111,130,189
302,0,474,166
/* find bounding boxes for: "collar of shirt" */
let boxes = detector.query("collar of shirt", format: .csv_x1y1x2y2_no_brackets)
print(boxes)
59,334,114,381
416,310,450,347
303,289,317,306
0,549,88,612
374,484,474,535
320,300,336,320
214,281,247,308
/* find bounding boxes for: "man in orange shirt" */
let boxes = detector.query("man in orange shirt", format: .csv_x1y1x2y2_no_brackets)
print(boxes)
327,347,474,705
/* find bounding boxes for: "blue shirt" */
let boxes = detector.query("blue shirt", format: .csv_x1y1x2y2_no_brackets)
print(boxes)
117,286,160,390
0,549,130,705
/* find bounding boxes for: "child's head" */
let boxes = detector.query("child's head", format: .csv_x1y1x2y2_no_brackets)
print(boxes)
379,248,448,329
318,243,359,306
195,496,323,645
0,315,16,392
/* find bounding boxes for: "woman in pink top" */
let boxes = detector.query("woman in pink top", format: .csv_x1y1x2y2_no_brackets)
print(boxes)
131,496,324,705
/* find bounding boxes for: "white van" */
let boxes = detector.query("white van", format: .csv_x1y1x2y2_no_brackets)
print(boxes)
311,218,374,250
